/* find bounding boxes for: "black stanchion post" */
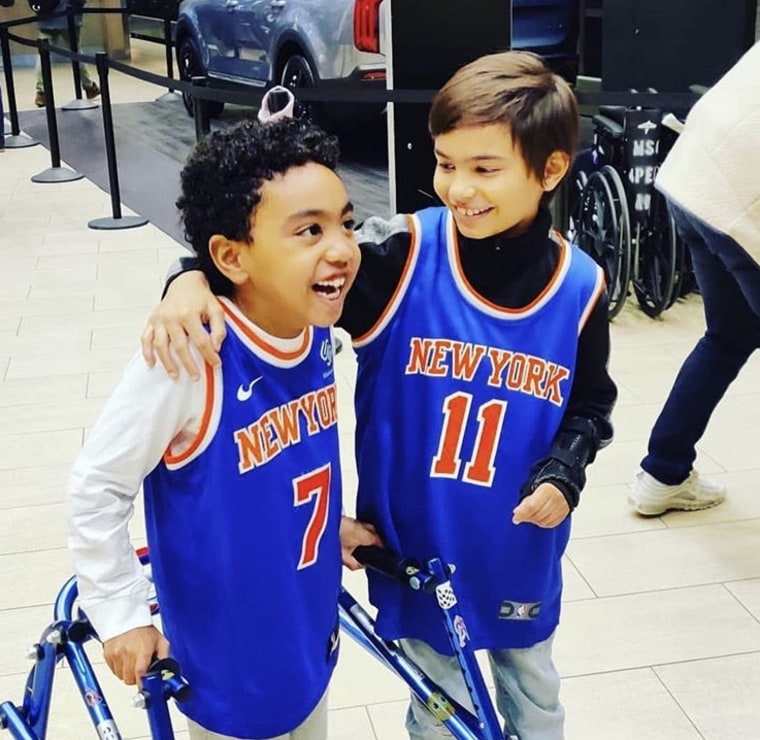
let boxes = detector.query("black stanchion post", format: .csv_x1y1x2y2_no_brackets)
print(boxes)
191,76,210,141
154,16,177,102
31,40,84,182
62,9,97,110
69,11,82,98
88,52,148,230
0,25,38,148
163,18,173,90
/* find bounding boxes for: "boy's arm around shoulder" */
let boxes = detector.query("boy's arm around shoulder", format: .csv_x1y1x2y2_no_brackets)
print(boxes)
519,292,617,513
68,348,206,643
142,256,225,380
339,214,413,339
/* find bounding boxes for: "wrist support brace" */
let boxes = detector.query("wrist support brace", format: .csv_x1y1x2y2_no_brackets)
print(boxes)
520,416,600,511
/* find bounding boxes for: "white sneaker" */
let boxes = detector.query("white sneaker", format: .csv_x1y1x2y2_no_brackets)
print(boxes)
629,469,726,516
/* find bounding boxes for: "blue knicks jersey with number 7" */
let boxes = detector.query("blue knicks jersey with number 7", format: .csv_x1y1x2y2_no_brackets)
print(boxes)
143,298,342,739
353,207,604,654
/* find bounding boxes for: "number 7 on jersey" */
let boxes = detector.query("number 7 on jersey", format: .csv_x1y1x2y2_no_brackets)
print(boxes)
293,463,331,569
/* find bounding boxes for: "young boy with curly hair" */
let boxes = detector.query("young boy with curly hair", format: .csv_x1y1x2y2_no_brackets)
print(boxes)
68,112,379,740
141,52,616,739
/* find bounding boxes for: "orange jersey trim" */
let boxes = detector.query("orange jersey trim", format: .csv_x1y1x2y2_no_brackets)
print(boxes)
164,360,216,466
220,298,312,361
578,263,607,335
450,219,570,316
353,214,420,347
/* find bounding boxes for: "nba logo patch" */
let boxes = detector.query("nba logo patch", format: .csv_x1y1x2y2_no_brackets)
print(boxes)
499,600,541,620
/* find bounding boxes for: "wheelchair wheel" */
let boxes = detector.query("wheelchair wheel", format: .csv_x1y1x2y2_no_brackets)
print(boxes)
632,191,678,317
573,169,630,320
565,155,590,243
598,165,632,319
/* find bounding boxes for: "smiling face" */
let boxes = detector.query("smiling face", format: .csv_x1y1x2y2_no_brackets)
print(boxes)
433,122,565,240
211,162,360,338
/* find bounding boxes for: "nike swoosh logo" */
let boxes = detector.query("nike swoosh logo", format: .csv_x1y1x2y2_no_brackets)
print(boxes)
236,376,262,402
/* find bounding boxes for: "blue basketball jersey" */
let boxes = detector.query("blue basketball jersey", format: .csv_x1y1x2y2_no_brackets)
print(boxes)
143,298,342,738
353,207,604,653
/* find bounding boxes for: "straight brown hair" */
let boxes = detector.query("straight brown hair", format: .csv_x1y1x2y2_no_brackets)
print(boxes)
429,51,579,187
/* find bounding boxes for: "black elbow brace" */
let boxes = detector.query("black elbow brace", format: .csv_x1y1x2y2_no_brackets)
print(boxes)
520,417,600,511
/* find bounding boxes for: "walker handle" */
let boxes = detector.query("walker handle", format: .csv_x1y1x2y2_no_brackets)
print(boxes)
352,546,441,593
352,545,405,578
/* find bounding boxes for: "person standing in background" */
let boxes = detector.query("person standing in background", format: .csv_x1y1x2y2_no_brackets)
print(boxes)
33,0,99,107
630,42,760,516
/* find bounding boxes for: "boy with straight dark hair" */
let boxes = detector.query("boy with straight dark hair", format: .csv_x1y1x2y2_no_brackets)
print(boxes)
69,110,379,740
141,52,617,739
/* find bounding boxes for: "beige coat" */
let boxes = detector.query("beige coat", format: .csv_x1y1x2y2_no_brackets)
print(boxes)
655,41,760,264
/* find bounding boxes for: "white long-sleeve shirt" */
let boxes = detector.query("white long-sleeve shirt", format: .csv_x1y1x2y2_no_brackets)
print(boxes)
68,306,306,642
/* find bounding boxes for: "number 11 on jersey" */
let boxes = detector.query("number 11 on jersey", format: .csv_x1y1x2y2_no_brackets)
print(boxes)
431,392,507,487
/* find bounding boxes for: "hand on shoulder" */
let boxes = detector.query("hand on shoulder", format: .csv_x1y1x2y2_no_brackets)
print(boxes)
141,270,225,381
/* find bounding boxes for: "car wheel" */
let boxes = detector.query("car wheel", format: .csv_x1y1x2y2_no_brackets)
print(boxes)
178,37,225,119
279,53,321,122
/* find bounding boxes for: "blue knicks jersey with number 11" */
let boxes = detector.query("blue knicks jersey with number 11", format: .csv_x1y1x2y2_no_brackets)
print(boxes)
354,207,605,654
143,298,342,739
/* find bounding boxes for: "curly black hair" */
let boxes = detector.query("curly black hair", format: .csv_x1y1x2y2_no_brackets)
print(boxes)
177,117,340,296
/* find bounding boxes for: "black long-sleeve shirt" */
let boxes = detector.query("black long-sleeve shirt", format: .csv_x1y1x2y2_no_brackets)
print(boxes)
340,207,616,447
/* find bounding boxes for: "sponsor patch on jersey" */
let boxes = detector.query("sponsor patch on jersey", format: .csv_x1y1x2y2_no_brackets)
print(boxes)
499,600,541,620
320,338,335,378
320,338,334,367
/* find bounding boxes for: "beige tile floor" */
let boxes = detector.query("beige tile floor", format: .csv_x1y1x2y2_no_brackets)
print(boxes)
3,40,760,740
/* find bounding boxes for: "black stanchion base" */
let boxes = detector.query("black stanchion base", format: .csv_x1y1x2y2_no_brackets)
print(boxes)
88,215,149,230
31,166,83,182
5,132,39,149
154,91,179,103
62,98,99,111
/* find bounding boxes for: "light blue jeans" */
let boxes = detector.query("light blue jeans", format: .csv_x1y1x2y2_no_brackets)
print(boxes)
400,633,563,740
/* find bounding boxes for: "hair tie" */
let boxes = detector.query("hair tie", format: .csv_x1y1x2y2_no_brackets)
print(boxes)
257,86,296,123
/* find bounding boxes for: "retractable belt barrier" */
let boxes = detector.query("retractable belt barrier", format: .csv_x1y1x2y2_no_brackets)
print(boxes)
0,8,701,233
1,9,702,111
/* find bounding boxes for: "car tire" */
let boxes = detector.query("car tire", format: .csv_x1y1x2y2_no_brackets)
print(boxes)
178,37,225,119
279,53,321,123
